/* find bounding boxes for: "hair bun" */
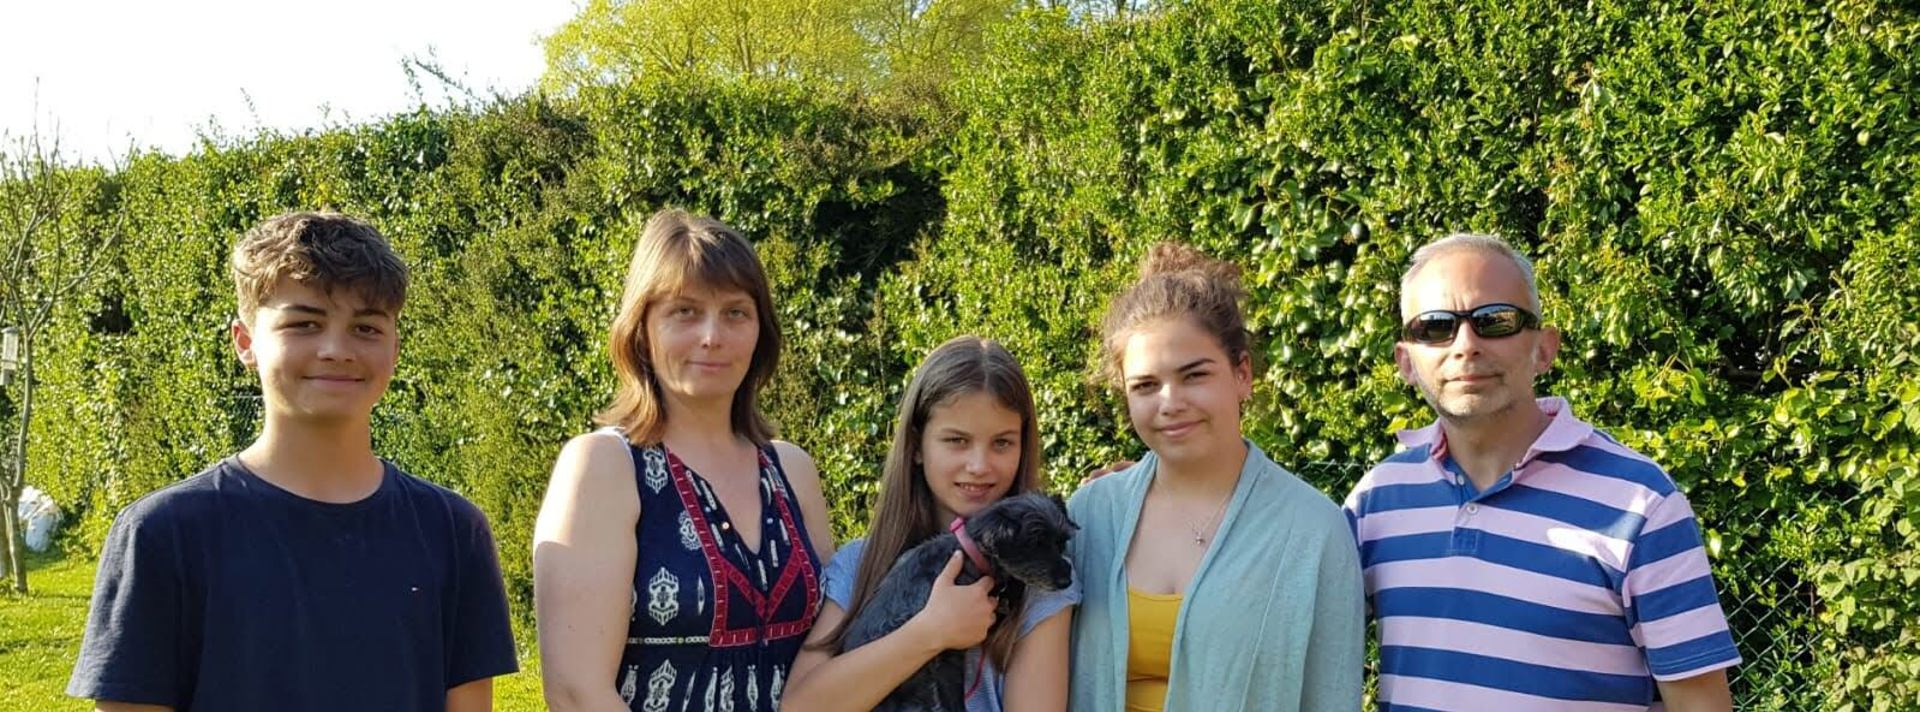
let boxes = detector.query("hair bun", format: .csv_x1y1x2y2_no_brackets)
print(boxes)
1097,241,1252,386
1139,242,1242,287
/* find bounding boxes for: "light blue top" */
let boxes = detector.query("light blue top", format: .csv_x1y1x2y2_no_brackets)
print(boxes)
1065,441,1365,712
822,537,1082,711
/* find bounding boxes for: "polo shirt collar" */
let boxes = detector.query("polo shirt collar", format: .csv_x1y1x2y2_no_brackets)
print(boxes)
1525,397,1593,460
1395,396,1595,471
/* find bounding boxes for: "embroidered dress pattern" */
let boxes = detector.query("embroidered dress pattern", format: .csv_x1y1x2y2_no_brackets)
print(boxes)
617,442,822,712
644,448,670,494
621,664,639,704
648,568,681,625
643,662,673,712
680,511,702,551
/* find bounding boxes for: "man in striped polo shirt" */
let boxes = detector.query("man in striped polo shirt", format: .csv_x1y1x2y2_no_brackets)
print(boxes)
1343,233,1739,711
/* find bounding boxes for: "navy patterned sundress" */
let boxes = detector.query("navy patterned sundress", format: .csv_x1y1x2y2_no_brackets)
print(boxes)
617,440,823,712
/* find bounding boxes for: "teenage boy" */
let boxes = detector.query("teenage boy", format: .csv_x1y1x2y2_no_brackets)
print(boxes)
69,212,517,712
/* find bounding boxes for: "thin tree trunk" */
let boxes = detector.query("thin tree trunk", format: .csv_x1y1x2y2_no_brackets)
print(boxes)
0,480,14,583
1,494,19,593
7,334,32,593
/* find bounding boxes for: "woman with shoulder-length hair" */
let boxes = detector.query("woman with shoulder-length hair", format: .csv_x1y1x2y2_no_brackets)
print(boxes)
1067,243,1364,712
534,209,835,712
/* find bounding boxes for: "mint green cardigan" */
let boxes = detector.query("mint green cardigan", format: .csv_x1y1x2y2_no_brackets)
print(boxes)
1065,442,1364,712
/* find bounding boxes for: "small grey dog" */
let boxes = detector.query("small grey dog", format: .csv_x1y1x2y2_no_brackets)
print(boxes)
840,492,1078,711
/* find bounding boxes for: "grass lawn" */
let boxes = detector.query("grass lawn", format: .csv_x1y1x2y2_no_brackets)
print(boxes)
0,548,548,712
0,550,92,712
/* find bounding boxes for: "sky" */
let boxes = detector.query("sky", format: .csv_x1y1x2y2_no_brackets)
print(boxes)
1,0,579,164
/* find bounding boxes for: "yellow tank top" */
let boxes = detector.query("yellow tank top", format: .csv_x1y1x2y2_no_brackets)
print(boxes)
1125,588,1182,712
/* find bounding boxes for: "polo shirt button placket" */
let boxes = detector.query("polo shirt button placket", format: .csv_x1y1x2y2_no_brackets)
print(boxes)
1449,514,1479,553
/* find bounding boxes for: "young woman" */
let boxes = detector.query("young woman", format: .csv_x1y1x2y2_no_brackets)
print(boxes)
782,335,1078,712
534,209,835,712
1067,243,1363,712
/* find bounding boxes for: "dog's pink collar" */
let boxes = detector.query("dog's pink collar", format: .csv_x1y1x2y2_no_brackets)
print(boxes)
949,516,993,577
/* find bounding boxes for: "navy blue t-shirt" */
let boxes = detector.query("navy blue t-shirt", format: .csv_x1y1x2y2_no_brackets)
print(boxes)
68,457,518,711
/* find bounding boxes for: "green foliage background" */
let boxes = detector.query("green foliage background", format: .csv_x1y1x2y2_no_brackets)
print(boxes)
7,0,1916,708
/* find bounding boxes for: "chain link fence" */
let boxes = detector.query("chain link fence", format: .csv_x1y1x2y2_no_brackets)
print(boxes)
1695,488,1851,711
1295,460,1841,709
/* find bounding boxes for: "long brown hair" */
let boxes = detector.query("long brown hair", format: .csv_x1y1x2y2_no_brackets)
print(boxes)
822,335,1043,671
595,208,781,445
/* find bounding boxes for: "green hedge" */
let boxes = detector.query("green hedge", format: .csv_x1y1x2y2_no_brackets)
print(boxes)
10,0,1917,708
24,79,937,618
909,2,1917,707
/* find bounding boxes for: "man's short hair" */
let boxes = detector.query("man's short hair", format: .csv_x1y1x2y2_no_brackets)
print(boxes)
231,212,409,320
1399,232,1541,314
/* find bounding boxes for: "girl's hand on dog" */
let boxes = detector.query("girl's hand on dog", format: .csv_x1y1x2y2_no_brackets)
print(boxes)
909,551,998,651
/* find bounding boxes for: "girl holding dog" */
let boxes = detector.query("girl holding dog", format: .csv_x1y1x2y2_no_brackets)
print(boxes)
783,335,1080,712
533,209,836,712
1066,243,1364,711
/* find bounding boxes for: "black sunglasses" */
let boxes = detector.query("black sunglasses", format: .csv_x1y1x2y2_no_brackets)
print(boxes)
1401,303,1541,344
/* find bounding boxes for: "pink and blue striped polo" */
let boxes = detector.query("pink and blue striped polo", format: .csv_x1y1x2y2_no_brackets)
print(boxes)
1343,397,1740,711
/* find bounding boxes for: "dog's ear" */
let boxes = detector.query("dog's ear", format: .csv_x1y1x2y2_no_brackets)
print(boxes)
1049,491,1080,531
968,500,1013,554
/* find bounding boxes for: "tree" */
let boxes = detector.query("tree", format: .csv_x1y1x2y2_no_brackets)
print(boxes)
538,0,1026,94
542,0,861,88
0,129,120,593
